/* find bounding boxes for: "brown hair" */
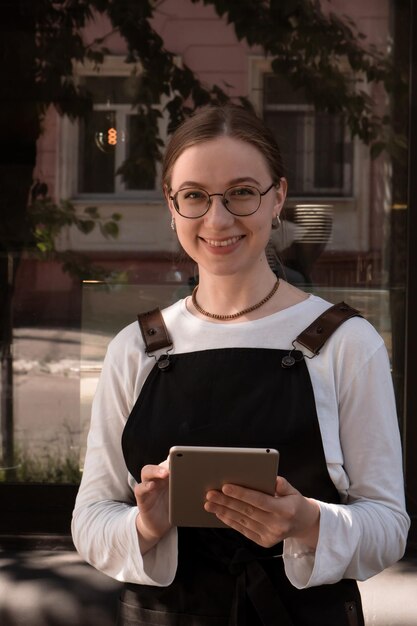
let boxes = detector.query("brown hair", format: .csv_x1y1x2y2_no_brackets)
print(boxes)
162,104,286,191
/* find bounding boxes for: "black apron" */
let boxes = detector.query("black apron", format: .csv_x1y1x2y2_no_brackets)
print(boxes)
120,347,364,626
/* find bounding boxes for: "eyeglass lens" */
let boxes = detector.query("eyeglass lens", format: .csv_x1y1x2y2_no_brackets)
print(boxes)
175,185,261,217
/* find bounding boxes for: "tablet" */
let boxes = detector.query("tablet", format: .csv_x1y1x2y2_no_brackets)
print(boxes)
168,445,279,528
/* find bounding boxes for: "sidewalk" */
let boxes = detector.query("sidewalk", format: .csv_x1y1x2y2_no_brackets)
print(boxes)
0,537,120,626
1,537,416,625
358,556,417,625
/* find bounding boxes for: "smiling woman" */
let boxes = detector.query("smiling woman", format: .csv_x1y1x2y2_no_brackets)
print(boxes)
72,104,409,626
165,134,287,299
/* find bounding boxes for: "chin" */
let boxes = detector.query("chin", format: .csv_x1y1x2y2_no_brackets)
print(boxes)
197,260,258,279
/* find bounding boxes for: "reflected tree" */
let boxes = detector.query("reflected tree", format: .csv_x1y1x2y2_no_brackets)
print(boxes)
0,0,408,477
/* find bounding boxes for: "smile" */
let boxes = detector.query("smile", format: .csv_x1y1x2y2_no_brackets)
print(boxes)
202,236,244,248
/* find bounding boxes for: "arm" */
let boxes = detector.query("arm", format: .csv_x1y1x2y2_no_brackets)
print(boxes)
71,331,178,585
205,330,409,589
284,340,410,588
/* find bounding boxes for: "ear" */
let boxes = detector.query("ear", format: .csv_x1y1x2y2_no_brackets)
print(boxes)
164,185,176,217
273,178,287,218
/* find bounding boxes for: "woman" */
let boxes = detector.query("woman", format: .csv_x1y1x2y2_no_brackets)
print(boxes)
72,104,409,626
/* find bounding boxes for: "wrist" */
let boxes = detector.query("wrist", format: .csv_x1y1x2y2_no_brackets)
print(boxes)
294,498,320,549
135,514,161,555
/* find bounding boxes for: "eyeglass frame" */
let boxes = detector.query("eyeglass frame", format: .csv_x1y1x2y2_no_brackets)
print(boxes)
168,182,277,219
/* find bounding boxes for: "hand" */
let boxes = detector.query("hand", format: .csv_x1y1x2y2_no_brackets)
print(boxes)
134,460,171,554
204,476,320,549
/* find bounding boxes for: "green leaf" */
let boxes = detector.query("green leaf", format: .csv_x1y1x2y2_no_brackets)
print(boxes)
77,220,95,234
103,222,119,238
83,206,99,217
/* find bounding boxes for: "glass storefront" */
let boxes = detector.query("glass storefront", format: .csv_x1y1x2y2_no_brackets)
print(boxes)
0,0,415,545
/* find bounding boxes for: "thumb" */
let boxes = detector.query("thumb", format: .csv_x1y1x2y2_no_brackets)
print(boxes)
160,457,170,471
275,476,299,497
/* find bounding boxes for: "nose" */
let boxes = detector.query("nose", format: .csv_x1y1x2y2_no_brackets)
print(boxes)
204,194,234,228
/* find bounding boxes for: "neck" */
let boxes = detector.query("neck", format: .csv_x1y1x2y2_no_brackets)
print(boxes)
192,266,279,320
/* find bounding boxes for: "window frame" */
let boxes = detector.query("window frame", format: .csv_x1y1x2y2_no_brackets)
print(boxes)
248,56,369,205
263,94,353,196
58,56,169,202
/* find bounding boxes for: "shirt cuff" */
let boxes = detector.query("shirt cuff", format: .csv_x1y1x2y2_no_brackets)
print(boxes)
124,508,179,586
283,537,316,589
284,501,363,589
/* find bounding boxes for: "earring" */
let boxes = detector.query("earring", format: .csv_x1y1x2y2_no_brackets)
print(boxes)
171,216,176,231
271,215,281,230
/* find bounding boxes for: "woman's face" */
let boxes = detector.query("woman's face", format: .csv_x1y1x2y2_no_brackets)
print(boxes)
166,136,287,279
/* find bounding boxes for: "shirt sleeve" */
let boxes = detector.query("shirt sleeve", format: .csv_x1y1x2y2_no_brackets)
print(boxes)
71,332,178,585
283,340,410,588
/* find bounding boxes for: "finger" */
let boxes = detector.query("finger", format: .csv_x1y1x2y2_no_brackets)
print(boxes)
141,464,169,482
219,515,263,543
204,494,251,517
135,479,156,493
206,482,297,529
216,477,299,505
212,483,277,513
274,476,299,497
226,518,284,548
204,498,263,531
204,500,280,547
159,458,170,470
205,491,269,526
134,479,158,499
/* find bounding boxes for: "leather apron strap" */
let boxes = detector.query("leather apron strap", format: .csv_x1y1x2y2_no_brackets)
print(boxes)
138,301,361,358
295,301,361,355
137,308,173,354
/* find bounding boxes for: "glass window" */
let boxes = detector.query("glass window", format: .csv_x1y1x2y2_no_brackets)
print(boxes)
125,113,157,190
0,1,413,543
78,112,116,193
75,73,161,196
263,73,353,197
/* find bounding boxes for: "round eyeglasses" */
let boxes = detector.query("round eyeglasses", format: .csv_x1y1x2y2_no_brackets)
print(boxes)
169,183,276,219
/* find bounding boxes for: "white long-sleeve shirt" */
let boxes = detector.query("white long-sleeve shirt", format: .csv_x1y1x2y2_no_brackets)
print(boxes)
72,294,409,589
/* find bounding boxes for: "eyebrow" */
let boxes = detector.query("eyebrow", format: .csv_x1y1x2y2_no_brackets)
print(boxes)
176,177,262,189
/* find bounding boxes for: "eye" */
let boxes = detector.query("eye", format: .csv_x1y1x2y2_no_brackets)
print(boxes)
227,186,257,198
181,189,207,201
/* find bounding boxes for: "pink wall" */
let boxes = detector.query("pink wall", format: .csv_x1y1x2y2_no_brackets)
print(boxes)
152,0,250,98
324,0,389,43
34,0,391,256
82,0,250,98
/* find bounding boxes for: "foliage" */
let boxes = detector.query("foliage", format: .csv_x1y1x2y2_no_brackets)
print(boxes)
0,444,82,484
29,196,121,252
0,0,408,483
28,0,405,172
28,182,121,280
0,0,407,260
194,0,404,148
28,0,405,250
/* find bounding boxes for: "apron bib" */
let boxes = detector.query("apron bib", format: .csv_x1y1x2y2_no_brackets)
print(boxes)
120,348,364,626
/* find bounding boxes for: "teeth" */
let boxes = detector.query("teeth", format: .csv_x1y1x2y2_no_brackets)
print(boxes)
205,236,241,247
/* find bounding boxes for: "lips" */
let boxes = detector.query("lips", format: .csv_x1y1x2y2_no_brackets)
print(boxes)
201,235,244,248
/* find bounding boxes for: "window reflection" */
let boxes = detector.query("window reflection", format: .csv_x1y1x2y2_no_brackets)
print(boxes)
0,1,409,491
